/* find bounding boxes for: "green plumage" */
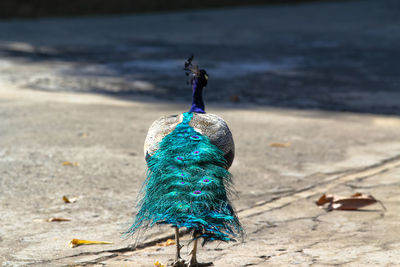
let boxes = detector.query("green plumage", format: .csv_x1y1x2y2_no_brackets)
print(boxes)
129,112,242,243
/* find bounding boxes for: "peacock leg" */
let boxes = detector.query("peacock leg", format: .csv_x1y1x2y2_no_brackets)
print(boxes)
174,227,182,261
172,227,185,267
189,233,213,267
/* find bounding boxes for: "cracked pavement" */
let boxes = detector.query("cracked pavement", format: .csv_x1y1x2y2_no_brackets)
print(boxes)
1,0,400,266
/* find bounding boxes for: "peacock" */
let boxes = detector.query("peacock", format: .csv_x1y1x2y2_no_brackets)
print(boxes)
128,56,243,267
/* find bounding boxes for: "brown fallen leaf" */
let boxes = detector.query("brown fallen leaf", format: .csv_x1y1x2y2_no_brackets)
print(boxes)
78,132,89,138
316,192,386,211
156,239,176,246
269,142,290,148
34,218,70,222
62,161,79,166
69,239,113,248
48,217,70,222
62,196,78,203
230,94,240,102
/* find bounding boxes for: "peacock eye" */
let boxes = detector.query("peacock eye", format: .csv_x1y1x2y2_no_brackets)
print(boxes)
175,156,184,162
199,176,212,184
190,135,201,140
190,190,204,197
177,181,186,186
192,150,201,155
178,172,188,179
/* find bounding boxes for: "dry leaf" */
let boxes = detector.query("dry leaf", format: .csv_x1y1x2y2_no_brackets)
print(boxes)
62,161,79,166
33,218,70,222
154,261,166,267
316,193,386,211
47,217,70,222
78,132,89,138
62,196,70,203
69,239,113,248
230,94,240,102
269,143,290,148
156,239,176,247
62,196,78,203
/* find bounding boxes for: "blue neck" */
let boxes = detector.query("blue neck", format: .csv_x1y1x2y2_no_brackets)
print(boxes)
189,78,205,113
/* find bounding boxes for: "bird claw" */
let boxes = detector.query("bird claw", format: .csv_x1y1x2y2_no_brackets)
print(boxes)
170,259,213,267
188,262,214,267
171,259,186,267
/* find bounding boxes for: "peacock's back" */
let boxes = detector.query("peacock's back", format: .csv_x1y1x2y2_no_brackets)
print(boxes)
144,113,235,169
129,56,242,252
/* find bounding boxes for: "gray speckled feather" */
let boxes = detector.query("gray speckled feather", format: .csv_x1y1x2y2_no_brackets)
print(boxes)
144,113,235,168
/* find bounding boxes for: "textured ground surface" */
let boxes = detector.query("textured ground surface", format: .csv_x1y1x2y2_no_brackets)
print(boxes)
1,0,400,266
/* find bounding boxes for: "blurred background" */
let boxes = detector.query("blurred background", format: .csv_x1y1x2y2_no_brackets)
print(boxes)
0,0,399,114
1,0,337,19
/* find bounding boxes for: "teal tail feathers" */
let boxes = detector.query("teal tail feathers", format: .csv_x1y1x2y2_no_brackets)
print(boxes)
128,112,242,243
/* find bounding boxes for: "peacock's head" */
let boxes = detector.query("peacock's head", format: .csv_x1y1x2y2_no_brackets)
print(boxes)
198,69,208,88
184,55,208,88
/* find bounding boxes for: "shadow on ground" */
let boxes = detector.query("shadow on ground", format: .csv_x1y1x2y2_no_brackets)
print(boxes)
0,0,399,115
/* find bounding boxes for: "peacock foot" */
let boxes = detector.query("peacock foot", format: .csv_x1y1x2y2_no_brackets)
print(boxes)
188,261,214,267
171,258,186,267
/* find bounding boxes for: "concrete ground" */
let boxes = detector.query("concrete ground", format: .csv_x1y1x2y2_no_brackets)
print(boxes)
1,0,400,266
